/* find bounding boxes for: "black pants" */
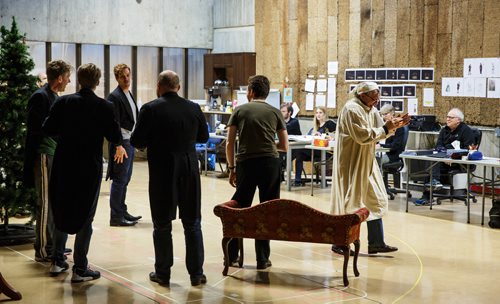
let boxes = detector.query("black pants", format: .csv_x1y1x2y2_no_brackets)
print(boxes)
422,162,469,199
294,149,321,183
367,219,385,247
228,157,281,264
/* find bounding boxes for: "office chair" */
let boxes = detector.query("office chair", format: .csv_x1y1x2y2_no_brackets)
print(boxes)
197,139,227,175
382,125,410,200
435,128,482,205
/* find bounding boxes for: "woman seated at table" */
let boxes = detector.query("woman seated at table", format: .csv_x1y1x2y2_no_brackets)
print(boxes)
292,107,336,186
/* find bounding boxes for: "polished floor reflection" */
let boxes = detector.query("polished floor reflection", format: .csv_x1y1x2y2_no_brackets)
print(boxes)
1,161,499,303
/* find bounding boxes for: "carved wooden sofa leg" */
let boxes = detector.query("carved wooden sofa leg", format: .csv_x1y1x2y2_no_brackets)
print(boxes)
353,239,360,277
341,245,350,286
0,272,22,301
222,237,245,276
222,237,231,276
237,238,244,268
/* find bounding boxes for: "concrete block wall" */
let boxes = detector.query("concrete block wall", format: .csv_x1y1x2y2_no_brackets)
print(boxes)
0,0,214,48
212,0,255,53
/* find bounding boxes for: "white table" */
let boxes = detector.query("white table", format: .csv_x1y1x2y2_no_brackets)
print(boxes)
400,153,500,225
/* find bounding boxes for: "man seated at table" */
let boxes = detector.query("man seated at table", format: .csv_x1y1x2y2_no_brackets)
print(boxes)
415,108,475,205
280,103,301,136
279,104,301,182
292,106,336,186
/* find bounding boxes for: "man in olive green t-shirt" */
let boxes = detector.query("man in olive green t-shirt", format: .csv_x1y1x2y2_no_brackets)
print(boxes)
225,75,288,270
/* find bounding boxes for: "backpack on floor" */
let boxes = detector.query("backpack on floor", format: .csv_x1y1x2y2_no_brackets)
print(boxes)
488,199,500,229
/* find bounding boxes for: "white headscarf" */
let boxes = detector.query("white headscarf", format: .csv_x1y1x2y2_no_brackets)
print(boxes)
348,81,379,99
356,81,379,94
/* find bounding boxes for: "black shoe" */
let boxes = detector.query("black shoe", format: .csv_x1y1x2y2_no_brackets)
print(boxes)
124,212,142,222
190,274,207,286
149,272,169,286
291,181,304,187
110,217,137,227
256,260,272,270
71,267,100,283
331,245,355,256
64,248,72,254
368,245,398,254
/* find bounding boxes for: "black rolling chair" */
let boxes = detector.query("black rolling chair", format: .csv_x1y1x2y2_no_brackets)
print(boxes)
435,128,482,205
382,126,410,200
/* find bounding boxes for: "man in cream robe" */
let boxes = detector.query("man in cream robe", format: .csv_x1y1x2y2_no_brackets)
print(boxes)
331,82,409,255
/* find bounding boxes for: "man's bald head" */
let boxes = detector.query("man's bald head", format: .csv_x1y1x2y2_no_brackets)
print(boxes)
157,70,181,97
159,70,179,90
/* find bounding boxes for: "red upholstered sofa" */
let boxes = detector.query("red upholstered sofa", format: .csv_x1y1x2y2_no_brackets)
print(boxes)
213,199,370,286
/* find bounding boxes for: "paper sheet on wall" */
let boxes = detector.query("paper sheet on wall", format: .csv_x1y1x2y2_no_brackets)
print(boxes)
484,58,500,77
305,78,316,93
407,98,418,115
487,78,500,98
442,78,456,96
464,78,475,97
316,79,327,92
316,94,326,107
327,77,336,108
305,93,314,110
474,78,487,97
328,61,338,75
291,102,300,118
423,88,434,107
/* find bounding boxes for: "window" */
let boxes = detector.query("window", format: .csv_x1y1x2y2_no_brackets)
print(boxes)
137,46,158,105
187,49,208,100
26,41,46,77
163,47,185,97
81,44,105,98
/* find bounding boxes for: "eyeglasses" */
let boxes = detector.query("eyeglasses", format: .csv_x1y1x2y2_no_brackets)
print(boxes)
446,116,457,119
365,92,380,102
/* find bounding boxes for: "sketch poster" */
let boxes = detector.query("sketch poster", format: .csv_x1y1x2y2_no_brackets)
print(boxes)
423,88,434,107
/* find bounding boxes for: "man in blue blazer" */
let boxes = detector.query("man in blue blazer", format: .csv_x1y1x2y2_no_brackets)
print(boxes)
106,64,141,226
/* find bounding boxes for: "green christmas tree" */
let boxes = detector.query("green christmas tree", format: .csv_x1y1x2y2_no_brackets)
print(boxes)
0,17,38,231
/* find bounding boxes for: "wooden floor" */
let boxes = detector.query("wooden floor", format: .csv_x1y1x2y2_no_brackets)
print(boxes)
1,161,499,303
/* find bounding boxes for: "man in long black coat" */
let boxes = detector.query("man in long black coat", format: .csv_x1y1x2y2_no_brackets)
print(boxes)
131,70,209,287
42,63,126,282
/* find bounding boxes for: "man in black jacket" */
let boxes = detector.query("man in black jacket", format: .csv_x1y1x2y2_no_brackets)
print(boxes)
106,64,141,226
280,103,301,135
23,60,72,262
416,108,475,204
131,70,209,287
43,63,125,282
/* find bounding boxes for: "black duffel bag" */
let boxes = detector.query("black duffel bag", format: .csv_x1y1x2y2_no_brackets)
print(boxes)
488,199,500,228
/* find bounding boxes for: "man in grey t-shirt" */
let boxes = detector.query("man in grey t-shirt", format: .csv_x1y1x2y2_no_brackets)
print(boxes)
225,75,288,270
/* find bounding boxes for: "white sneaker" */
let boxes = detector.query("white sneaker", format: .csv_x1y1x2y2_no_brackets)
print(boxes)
49,261,69,276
